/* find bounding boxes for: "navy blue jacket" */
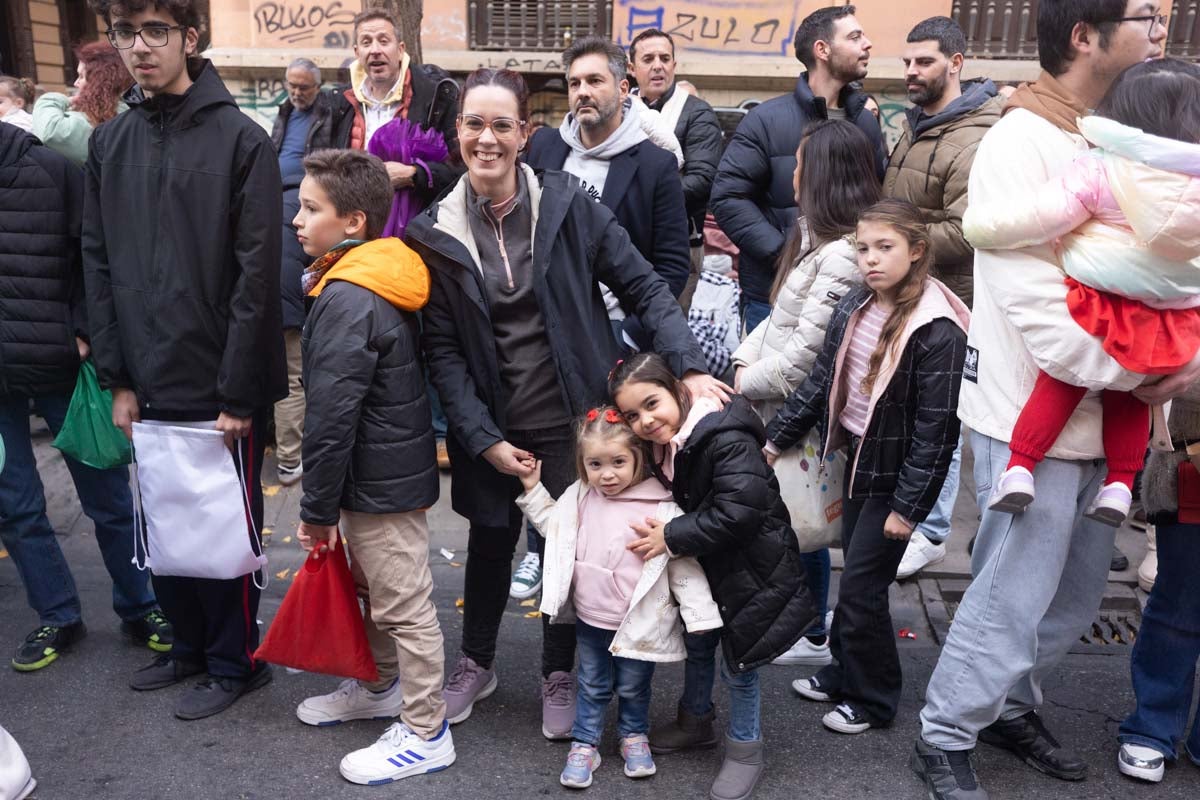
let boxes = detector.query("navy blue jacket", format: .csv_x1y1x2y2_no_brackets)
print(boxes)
524,128,690,299
711,74,886,304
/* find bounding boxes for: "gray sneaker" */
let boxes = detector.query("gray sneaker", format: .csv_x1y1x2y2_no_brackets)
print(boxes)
910,739,989,799
443,653,497,725
541,670,576,740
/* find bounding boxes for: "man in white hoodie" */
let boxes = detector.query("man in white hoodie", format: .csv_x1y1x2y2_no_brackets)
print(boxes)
525,35,691,335
910,3,1177,799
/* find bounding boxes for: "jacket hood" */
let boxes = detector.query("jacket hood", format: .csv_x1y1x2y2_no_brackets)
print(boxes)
601,476,673,503
310,238,430,311
123,60,236,125
907,79,999,137
0,119,34,166
793,72,868,120
350,53,411,106
558,97,649,160
1081,115,1200,261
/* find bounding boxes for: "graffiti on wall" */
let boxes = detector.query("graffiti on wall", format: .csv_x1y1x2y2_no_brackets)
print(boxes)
251,1,357,48
234,77,288,131
615,0,805,57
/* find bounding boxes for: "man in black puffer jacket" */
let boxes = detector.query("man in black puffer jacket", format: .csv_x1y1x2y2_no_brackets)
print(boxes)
0,122,170,674
710,5,886,334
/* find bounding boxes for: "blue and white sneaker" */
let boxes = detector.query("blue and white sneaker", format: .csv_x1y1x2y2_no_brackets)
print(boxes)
560,742,601,789
339,720,455,785
620,734,656,778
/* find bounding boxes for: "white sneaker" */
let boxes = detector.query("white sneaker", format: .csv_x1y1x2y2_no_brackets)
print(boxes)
339,721,455,785
895,531,946,579
297,677,405,726
509,552,542,600
791,676,834,702
1085,481,1133,527
1138,526,1157,593
987,465,1036,514
772,636,831,666
1117,743,1164,782
277,462,303,486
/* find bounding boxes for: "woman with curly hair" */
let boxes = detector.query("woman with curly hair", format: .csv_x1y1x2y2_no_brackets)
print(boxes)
33,41,130,165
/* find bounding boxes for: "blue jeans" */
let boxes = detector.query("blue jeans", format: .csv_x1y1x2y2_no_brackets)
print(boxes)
741,299,772,338
572,621,656,745
0,394,154,626
1118,522,1200,764
679,628,762,741
800,549,830,636
915,434,963,544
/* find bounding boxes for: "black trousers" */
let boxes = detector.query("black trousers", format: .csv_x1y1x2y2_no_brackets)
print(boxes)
150,411,267,680
813,457,909,725
461,424,576,677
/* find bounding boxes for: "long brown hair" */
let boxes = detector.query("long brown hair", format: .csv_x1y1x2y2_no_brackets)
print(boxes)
769,119,881,305
858,199,933,396
73,41,130,126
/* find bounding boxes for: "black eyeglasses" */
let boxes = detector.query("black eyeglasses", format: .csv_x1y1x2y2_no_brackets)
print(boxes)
457,114,525,140
106,25,187,50
1111,13,1169,36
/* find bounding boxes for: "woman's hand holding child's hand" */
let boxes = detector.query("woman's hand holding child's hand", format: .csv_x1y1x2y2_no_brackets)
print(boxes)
297,522,338,552
483,440,536,477
882,511,915,541
628,517,668,560
518,458,542,492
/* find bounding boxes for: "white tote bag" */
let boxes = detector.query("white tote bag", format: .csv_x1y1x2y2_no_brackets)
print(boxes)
773,429,846,552
130,420,267,584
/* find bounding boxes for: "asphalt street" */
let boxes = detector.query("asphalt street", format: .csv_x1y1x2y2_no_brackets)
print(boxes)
1,429,1198,799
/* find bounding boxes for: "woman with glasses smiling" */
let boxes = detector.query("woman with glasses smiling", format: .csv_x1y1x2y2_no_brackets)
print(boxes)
406,67,727,742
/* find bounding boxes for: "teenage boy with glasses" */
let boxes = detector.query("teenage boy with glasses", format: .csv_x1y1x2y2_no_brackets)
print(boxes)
84,0,286,720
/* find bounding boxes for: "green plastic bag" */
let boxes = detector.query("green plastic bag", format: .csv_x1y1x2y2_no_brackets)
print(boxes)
52,360,132,469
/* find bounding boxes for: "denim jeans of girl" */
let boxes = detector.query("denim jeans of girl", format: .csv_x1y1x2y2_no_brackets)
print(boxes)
572,621,655,745
680,628,761,741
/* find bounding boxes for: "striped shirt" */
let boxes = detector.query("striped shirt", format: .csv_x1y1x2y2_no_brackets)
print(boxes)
839,302,890,436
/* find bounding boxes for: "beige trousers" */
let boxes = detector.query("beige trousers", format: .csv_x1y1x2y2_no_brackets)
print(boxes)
342,509,447,737
273,328,305,468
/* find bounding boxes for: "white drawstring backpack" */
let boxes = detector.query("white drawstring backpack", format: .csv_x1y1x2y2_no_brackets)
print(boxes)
130,420,267,587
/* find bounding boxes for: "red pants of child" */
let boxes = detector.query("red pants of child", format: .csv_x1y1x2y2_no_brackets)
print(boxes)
1007,371,1148,490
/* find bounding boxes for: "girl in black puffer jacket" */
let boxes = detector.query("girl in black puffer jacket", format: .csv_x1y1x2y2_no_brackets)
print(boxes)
766,200,968,736
610,353,816,800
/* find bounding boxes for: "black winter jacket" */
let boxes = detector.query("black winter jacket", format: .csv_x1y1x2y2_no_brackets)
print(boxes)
269,89,354,188
82,60,287,418
710,74,886,304
663,395,816,672
299,243,437,525
646,84,723,236
280,186,309,330
0,124,85,398
406,166,707,527
765,285,967,523
524,129,690,298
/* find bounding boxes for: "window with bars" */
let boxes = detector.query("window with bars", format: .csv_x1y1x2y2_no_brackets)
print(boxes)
469,0,611,51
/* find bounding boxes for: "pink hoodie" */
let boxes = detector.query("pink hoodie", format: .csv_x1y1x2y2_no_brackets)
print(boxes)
573,477,674,630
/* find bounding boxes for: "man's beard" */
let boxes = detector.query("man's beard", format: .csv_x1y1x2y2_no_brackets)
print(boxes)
576,96,619,130
907,71,949,108
830,51,868,84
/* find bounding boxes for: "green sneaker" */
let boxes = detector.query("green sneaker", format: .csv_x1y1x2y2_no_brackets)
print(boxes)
121,609,174,653
12,622,87,672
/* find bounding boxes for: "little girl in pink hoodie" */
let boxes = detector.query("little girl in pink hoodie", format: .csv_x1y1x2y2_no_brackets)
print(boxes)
516,406,720,790
964,59,1200,525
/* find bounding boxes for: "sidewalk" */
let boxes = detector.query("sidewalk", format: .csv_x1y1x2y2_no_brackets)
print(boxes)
0,428,1195,799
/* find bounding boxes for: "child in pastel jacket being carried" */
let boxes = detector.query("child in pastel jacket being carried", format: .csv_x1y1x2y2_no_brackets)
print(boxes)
517,406,721,790
964,59,1200,526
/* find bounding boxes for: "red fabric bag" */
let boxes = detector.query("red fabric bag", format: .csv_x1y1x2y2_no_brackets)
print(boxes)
254,535,379,682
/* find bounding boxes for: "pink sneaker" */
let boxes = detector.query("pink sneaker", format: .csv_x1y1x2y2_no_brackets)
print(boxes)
443,653,497,725
1085,482,1132,527
541,670,576,740
987,466,1036,514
